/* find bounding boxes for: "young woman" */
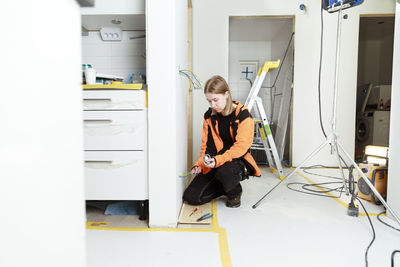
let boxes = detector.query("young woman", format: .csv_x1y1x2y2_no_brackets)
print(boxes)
183,75,261,208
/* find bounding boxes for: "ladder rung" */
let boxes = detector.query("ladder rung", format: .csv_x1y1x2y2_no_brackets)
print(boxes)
251,146,272,151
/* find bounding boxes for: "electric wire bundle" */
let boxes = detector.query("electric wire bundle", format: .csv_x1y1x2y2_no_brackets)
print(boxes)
179,69,204,90
289,165,400,266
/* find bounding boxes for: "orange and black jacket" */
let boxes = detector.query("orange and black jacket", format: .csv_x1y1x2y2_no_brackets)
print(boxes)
194,101,261,177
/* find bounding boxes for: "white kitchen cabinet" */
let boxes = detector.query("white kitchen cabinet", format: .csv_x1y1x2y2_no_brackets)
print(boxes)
83,110,147,150
84,151,147,200
83,88,148,218
83,90,146,110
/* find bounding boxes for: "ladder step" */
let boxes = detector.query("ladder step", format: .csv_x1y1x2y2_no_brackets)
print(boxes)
246,60,284,179
251,145,272,151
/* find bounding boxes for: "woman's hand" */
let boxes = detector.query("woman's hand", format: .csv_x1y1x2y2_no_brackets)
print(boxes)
204,157,216,168
191,166,202,174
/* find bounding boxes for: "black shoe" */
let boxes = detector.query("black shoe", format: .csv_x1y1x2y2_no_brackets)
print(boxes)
226,192,242,208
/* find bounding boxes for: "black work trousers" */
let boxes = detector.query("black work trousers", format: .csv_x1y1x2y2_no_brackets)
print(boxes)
183,159,248,205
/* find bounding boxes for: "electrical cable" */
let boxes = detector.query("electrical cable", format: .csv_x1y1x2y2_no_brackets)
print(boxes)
356,197,376,267
316,1,349,171
378,212,400,267
377,211,400,232
179,69,204,90
291,4,384,266
179,172,195,178
377,210,400,267
271,32,295,89
270,32,295,121
246,78,253,87
303,165,351,181
287,181,345,198
392,251,400,267
285,164,380,267
286,166,347,198
318,1,327,138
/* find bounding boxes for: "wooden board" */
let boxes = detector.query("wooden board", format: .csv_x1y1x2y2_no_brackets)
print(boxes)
178,202,212,224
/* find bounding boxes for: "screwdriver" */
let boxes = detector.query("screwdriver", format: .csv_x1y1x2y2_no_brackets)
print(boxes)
197,213,213,222
189,207,199,217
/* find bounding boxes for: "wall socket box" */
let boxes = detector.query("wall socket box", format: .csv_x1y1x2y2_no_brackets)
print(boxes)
240,60,258,80
100,27,122,41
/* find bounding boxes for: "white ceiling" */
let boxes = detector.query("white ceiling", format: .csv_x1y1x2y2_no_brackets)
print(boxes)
82,14,145,31
229,17,293,41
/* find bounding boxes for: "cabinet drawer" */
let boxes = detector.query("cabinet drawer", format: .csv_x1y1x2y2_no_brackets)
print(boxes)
83,110,146,150
83,90,146,110
84,151,148,200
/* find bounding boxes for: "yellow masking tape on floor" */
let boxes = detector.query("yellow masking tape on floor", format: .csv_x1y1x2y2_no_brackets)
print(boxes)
211,199,219,228
217,227,232,267
86,199,233,267
296,170,379,217
211,199,232,267
86,224,213,232
87,222,110,227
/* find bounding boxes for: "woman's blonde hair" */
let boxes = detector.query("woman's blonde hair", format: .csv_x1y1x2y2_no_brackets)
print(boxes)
204,75,234,116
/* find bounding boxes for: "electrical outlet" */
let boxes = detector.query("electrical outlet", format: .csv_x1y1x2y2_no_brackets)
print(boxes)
239,61,258,80
100,27,122,41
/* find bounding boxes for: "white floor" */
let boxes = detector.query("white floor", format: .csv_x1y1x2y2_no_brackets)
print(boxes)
86,167,400,267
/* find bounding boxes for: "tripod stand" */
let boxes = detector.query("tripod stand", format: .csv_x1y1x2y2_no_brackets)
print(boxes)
252,3,400,227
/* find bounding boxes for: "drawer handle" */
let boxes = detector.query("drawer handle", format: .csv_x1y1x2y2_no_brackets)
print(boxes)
84,159,139,169
83,98,112,101
85,160,113,164
83,119,112,124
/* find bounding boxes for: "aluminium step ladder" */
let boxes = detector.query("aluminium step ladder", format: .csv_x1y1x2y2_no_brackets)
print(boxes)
245,60,284,179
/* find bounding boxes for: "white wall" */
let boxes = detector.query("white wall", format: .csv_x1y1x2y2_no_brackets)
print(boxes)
228,40,271,105
147,0,188,227
0,1,85,267
175,0,190,220
357,18,395,87
387,1,400,221
81,0,144,15
358,39,383,85
82,31,146,79
192,0,395,167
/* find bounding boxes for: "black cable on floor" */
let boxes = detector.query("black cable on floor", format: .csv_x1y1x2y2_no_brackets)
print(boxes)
303,166,350,181
392,250,400,267
288,165,376,267
287,166,346,199
302,182,344,194
287,181,344,198
377,211,400,267
356,197,375,267
287,165,349,198
377,211,400,232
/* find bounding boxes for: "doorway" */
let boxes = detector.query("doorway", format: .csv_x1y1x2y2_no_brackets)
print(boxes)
228,16,294,165
355,16,395,160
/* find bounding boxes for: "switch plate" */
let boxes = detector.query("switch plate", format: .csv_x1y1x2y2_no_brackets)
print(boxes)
240,61,258,80
100,27,122,41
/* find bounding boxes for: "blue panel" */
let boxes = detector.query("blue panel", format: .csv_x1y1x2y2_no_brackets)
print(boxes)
329,0,338,5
